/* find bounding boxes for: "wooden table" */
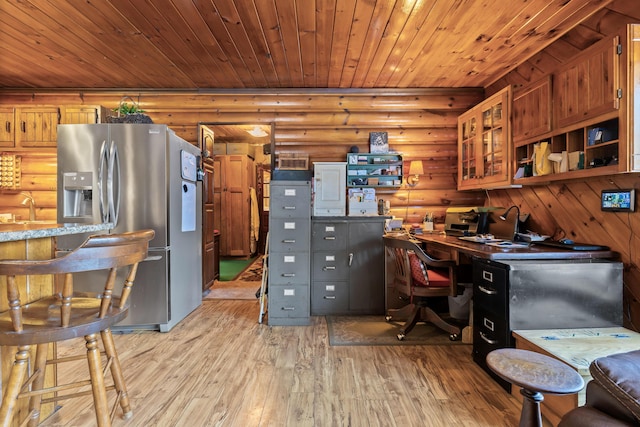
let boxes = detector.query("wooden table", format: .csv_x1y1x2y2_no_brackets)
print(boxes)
512,327,640,425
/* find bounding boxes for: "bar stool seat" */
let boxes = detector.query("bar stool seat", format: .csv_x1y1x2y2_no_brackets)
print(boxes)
487,348,585,427
0,229,154,427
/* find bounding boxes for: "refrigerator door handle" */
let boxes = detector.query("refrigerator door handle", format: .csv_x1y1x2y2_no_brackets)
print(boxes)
107,140,121,225
98,140,110,223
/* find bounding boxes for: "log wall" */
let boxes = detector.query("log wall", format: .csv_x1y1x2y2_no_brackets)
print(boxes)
0,89,486,224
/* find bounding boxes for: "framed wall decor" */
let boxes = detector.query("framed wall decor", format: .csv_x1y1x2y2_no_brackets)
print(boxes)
369,132,389,153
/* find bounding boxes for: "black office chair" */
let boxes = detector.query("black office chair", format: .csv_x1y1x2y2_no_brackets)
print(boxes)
383,235,461,341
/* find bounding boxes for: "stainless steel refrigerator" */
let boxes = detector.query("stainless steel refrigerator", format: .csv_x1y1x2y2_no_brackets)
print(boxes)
57,124,202,332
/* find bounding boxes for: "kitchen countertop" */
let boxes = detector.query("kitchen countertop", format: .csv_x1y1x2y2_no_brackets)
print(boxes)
0,222,113,243
412,233,617,260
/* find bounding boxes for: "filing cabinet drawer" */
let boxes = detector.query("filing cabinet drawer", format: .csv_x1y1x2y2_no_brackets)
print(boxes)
311,222,348,250
472,306,512,392
269,252,310,285
270,184,311,218
269,284,310,318
311,281,349,315
269,218,310,252
312,251,349,281
474,307,509,348
473,261,507,316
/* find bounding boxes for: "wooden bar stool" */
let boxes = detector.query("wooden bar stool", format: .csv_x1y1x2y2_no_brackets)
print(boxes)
0,229,154,427
487,348,585,427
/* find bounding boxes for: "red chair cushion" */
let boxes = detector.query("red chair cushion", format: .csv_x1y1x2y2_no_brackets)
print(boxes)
408,251,450,287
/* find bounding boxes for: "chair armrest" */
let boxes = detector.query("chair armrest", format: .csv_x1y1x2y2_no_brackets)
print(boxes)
585,381,639,424
589,349,640,423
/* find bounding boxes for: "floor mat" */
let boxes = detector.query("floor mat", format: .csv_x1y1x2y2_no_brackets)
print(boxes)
235,256,264,282
219,257,256,281
326,315,469,346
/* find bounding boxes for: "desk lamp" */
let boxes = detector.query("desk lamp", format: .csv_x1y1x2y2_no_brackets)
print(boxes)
499,205,521,239
499,205,520,222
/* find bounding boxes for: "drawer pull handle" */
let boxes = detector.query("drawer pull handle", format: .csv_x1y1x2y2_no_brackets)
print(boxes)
482,270,493,282
5,121,9,133
281,307,296,311
478,285,497,295
479,331,498,345
324,236,336,240
324,296,336,300
348,253,353,267
21,121,26,133
323,266,336,271
283,206,296,210
282,273,295,277
283,239,296,243
483,318,495,331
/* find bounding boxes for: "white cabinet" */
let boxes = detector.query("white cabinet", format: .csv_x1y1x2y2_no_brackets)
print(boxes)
313,162,346,216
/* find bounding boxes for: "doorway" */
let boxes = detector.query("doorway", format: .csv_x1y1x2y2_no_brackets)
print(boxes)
198,123,273,292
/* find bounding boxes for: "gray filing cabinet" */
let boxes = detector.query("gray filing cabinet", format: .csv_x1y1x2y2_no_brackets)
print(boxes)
311,217,386,315
472,258,623,391
268,180,311,326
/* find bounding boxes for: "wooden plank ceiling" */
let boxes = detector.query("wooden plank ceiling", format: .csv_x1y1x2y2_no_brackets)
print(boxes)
0,0,620,90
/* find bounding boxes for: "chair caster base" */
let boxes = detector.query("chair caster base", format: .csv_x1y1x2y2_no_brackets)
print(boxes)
397,333,405,341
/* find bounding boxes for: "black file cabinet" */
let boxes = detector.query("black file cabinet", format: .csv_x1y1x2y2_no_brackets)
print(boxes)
472,258,623,392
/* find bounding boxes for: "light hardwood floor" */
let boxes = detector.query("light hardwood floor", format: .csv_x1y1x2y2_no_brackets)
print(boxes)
40,298,522,426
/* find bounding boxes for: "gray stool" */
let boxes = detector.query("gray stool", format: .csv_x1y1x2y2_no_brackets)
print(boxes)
487,348,585,427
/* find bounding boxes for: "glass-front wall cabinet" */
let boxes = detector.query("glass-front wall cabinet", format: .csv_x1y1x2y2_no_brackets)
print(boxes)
458,86,511,190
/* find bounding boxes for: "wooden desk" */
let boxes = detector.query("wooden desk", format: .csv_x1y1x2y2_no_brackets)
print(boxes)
513,328,640,425
412,233,616,261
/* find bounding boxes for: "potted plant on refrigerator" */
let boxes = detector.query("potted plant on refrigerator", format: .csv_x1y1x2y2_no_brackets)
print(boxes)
107,96,153,124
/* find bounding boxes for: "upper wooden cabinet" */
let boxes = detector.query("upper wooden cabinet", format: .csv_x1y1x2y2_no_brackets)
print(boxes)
15,107,59,148
458,86,512,190
0,107,15,147
553,35,621,129
512,24,640,184
512,76,552,143
60,105,108,124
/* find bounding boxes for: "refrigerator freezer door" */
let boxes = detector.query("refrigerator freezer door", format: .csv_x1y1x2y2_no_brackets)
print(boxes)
109,124,169,248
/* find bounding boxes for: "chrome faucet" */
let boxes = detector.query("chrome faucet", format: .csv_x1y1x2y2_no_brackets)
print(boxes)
20,191,36,221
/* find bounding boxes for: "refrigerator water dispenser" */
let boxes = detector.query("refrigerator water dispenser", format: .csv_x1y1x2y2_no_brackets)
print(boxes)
62,172,93,218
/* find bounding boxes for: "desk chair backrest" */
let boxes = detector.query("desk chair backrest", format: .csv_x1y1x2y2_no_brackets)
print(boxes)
383,235,457,300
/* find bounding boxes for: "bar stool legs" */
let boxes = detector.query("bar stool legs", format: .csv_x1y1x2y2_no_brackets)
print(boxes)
0,334,134,427
519,388,544,427
101,328,133,419
0,346,31,426
27,344,50,427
